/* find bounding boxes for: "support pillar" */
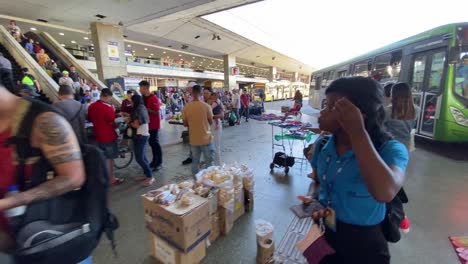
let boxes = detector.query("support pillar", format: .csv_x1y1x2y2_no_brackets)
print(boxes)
223,55,237,91
268,67,277,82
90,22,127,82
292,72,299,82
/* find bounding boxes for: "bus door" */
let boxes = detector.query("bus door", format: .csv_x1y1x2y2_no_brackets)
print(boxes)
409,49,446,137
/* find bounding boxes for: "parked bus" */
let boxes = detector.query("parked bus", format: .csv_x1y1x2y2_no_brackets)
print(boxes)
309,23,468,143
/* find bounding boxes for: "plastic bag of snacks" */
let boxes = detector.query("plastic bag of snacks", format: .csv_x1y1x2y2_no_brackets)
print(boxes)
239,165,255,192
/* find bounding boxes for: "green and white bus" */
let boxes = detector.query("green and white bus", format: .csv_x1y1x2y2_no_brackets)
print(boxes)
309,22,468,143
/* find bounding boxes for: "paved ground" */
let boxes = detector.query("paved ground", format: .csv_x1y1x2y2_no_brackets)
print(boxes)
90,99,468,264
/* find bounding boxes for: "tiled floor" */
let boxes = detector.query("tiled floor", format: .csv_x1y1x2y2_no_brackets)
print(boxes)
90,100,468,264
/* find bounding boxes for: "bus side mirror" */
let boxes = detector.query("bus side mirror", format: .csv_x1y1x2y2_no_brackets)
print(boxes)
448,49,459,64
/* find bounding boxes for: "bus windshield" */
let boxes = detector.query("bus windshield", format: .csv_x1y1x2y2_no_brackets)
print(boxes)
455,48,468,100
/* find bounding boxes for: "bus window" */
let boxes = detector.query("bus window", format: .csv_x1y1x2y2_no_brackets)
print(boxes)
337,70,347,78
428,51,445,93
411,55,426,93
353,60,371,77
455,49,468,99
372,53,391,81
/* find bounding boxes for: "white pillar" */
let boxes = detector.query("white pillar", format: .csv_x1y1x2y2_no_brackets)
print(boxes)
90,22,127,82
223,55,237,91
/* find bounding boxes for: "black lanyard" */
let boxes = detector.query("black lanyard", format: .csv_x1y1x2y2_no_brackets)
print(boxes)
322,155,352,206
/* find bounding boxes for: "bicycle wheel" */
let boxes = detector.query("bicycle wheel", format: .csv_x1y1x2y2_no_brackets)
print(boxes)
114,143,134,169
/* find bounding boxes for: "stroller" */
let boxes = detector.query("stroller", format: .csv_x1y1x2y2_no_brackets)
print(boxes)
270,151,295,175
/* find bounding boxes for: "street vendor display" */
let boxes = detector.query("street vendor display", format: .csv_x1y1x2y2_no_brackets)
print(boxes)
142,163,255,264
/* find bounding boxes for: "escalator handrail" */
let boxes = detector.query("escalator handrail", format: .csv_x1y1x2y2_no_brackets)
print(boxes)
0,25,59,102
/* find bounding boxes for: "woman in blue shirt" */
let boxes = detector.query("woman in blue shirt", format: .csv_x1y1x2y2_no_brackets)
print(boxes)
309,77,409,264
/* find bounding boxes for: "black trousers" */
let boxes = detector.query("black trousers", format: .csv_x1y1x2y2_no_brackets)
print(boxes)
148,129,162,166
320,220,390,264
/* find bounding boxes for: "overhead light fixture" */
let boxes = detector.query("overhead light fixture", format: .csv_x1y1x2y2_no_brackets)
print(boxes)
203,59,206,61
127,44,131,47
60,44,65,47
178,54,182,57
59,32,65,36
150,53,154,56
192,60,194,62
132,50,136,53
30,27,37,31
83,37,89,40
144,48,148,51
71,40,76,44
163,51,166,54
194,35,200,39
192,57,195,59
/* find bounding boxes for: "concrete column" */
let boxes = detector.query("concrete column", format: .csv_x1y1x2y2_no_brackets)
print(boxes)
223,55,237,91
268,67,277,82
90,22,127,82
292,72,299,82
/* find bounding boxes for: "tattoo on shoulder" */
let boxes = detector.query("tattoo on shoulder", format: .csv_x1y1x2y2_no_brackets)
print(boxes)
48,151,82,165
36,113,69,146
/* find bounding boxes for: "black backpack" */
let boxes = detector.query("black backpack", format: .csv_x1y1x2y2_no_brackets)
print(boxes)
316,136,408,243
7,99,119,264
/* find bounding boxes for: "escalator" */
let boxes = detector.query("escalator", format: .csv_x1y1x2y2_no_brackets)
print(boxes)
0,43,52,104
0,26,58,102
24,31,121,107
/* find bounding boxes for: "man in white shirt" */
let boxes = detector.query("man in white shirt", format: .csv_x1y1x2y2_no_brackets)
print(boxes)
231,88,241,125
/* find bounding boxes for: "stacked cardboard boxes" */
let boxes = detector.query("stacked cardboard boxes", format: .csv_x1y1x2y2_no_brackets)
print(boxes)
142,192,210,264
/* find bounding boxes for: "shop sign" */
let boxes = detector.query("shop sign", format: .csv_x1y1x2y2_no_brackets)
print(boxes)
231,66,239,75
107,41,120,61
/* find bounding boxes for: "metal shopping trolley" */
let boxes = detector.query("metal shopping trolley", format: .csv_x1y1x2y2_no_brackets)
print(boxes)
269,121,318,175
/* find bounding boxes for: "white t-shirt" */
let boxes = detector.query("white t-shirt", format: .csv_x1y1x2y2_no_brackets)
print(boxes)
232,93,241,108
90,89,100,103
137,123,149,136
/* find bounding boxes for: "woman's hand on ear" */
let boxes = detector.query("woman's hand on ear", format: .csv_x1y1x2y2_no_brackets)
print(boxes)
335,97,366,137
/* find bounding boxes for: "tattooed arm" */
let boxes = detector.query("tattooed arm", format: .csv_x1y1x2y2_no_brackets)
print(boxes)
0,112,85,211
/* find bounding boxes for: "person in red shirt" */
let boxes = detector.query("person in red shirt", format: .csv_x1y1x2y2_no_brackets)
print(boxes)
87,88,122,185
139,81,163,170
240,89,250,122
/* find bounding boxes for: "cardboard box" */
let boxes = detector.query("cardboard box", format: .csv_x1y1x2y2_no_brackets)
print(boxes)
206,189,219,216
233,190,245,222
149,233,206,264
142,193,211,252
218,207,234,235
209,215,220,243
244,189,254,212
256,240,275,264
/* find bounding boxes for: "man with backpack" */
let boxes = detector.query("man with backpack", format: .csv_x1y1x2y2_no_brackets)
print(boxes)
0,83,119,263
0,83,85,253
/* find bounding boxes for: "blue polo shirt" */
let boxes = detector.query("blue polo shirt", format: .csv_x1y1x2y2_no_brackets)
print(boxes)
311,136,408,226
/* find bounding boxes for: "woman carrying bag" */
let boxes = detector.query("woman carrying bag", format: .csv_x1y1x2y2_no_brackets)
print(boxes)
299,77,409,264
129,94,154,187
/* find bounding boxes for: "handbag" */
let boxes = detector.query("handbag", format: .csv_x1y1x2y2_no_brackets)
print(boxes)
297,221,335,264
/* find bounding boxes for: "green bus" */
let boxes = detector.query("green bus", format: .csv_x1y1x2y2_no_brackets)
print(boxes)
309,22,468,143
